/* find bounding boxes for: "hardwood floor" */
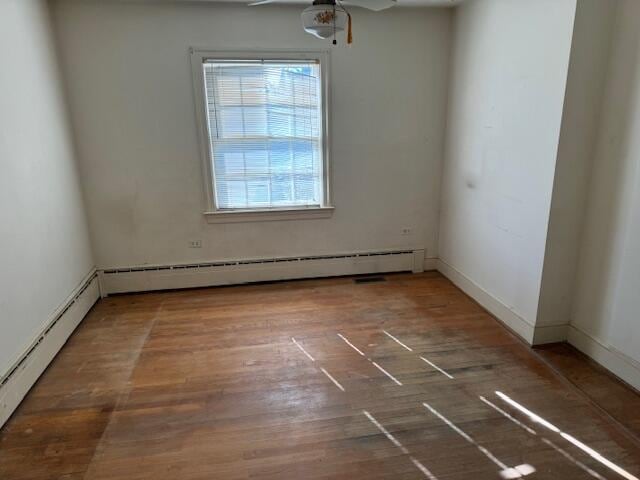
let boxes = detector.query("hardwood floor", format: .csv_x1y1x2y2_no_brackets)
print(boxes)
1,272,639,479
535,343,640,441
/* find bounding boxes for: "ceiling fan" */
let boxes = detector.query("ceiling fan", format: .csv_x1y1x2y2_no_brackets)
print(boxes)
248,0,398,44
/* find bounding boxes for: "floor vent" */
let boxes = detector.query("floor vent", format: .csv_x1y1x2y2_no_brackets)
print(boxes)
354,276,387,284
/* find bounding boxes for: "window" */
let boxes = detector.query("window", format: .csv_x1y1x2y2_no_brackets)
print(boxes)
191,50,332,222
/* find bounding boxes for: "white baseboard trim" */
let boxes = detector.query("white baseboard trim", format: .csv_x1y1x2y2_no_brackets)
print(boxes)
99,249,425,295
532,323,570,345
424,257,438,271
435,259,536,344
0,270,100,428
568,325,640,391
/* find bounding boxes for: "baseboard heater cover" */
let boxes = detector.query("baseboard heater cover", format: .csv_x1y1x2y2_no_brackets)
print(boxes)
0,271,100,428
99,249,425,295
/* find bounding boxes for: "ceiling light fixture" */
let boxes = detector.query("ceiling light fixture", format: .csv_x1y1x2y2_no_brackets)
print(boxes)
301,1,349,43
249,0,397,45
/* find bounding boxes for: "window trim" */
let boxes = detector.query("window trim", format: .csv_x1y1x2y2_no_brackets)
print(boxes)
190,48,333,223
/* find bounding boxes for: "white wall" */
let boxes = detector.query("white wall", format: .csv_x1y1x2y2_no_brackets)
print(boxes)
570,0,640,387
0,0,94,376
536,0,616,340
438,0,577,341
52,0,452,269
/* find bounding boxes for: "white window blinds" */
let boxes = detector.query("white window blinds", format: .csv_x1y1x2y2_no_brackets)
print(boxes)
202,59,325,210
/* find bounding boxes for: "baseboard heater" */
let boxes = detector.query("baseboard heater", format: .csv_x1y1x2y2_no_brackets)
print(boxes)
99,249,425,295
0,270,100,427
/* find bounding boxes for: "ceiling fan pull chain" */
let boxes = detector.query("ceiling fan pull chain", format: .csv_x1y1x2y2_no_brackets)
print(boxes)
333,3,337,45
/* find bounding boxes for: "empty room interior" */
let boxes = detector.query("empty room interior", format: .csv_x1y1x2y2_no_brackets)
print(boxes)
2,0,640,478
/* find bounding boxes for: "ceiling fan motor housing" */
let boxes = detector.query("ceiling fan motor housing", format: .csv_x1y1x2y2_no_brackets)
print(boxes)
301,2,348,39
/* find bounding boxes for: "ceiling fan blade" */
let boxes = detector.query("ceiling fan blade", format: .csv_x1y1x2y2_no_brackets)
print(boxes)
248,0,279,6
342,0,397,11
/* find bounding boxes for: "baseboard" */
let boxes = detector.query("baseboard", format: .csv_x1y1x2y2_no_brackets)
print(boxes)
532,323,570,345
568,325,640,392
435,259,536,344
99,249,425,295
424,257,438,271
0,270,100,428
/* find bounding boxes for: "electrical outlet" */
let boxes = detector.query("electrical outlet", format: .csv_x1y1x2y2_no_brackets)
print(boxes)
188,240,202,248
401,227,413,235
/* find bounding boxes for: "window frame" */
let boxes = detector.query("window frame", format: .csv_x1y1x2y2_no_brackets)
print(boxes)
190,48,333,223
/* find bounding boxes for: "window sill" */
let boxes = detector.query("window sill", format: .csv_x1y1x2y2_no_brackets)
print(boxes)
204,206,334,224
